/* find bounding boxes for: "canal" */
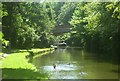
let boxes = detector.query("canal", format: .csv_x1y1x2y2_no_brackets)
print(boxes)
32,48,119,79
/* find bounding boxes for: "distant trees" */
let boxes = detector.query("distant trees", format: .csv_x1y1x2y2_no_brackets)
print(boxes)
1,2,120,54
56,2,76,25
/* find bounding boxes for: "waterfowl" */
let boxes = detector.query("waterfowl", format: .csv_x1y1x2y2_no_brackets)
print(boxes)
67,63,70,65
53,64,56,69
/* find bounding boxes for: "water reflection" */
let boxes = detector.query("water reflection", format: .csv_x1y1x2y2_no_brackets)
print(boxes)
42,64,77,71
32,48,119,79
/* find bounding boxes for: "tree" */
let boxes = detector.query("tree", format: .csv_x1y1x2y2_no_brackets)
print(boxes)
69,2,120,53
2,2,56,49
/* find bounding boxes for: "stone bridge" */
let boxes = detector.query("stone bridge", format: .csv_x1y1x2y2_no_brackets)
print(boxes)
52,24,72,35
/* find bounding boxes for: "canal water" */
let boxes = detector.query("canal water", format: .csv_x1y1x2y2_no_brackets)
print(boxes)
32,48,119,79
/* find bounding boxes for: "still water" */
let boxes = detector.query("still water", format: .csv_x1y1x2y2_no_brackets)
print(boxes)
32,48,119,79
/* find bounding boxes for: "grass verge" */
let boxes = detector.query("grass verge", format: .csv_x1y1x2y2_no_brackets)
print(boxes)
1,48,54,79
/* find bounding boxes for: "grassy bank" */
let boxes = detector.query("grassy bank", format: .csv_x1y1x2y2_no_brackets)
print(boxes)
1,48,54,79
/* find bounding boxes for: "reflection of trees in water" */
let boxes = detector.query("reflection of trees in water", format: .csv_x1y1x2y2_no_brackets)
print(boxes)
25,51,34,63
31,48,119,79
28,56,33,63
95,52,119,65
67,48,119,65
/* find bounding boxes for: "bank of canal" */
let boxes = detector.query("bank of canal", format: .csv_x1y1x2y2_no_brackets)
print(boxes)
1,48,54,79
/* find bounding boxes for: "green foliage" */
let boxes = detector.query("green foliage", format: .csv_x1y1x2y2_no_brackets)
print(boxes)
69,2,120,53
0,32,3,40
0,32,9,48
2,2,56,49
57,3,76,25
1,2,120,53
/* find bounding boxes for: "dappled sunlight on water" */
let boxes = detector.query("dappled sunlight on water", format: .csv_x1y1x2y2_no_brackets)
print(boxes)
40,63,87,79
32,49,119,79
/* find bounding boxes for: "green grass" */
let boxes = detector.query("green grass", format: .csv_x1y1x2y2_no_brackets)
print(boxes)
2,52,35,69
1,48,54,79
30,48,52,53
0,53,3,55
2,68,48,79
